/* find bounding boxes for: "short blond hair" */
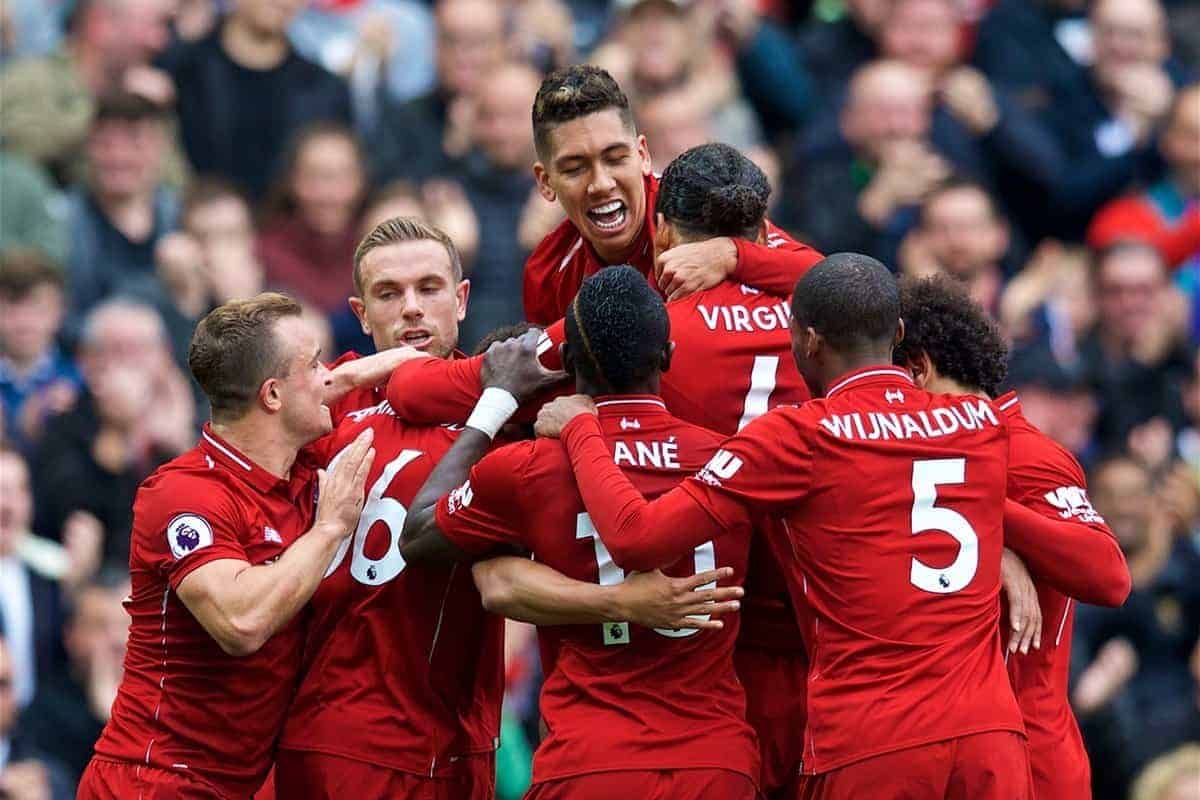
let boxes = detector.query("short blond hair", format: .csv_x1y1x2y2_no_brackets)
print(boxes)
352,217,463,294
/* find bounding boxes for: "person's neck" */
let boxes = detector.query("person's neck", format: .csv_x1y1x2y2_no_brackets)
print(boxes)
819,349,894,396
93,188,156,241
593,223,646,266
578,375,660,399
0,347,52,377
210,416,300,479
221,15,289,70
928,375,989,399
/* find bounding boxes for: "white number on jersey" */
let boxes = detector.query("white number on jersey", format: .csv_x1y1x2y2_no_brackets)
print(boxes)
576,512,716,641
909,458,979,594
324,448,424,585
737,355,780,431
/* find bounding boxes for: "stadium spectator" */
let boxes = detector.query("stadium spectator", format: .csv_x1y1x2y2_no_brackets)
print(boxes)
370,0,506,182
288,0,436,127
0,444,101,711
257,123,368,314
63,92,179,319
163,0,352,201
0,638,74,800
1075,455,1200,798
797,0,886,105
1006,341,1100,461
973,0,1091,116
1131,744,1200,800
1080,241,1193,455
17,570,129,782
0,0,174,185
451,62,541,349
898,178,1011,312
179,177,264,307
0,153,67,264
0,251,81,450
31,299,194,571
1088,83,1200,268
1036,0,1186,239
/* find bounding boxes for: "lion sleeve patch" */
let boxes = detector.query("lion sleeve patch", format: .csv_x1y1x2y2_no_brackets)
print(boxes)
167,514,215,560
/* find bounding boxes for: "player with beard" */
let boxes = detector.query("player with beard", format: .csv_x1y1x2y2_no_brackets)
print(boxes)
893,275,1131,800
523,64,822,325
399,267,763,799
275,220,740,799
79,294,375,799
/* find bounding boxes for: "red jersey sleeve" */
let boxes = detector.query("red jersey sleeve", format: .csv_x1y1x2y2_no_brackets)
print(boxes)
729,223,822,297
150,481,251,590
1002,499,1131,606
386,354,484,424
536,319,567,371
434,442,536,556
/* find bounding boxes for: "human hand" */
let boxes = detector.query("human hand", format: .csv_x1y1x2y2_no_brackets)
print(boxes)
534,394,598,438
316,429,375,538
616,566,743,631
0,761,51,800
481,329,564,400
1001,548,1041,655
62,510,104,591
657,237,738,301
940,66,1000,135
422,179,479,266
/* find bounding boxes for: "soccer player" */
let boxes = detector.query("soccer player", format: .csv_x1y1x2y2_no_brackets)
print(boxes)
523,64,821,325
536,253,1036,798
400,266,763,799
893,275,1131,800
276,221,740,799
78,293,376,799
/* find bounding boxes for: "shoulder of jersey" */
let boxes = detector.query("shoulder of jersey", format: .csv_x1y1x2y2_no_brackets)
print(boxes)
136,450,244,522
526,218,583,271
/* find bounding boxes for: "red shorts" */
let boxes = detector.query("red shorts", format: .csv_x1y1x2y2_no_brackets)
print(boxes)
795,731,1033,800
274,748,495,800
77,758,227,799
525,768,757,800
735,646,808,797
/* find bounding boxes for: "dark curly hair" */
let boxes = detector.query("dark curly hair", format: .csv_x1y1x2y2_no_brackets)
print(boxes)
893,275,1009,396
656,143,770,241
532,65,635,161
565,265,669,393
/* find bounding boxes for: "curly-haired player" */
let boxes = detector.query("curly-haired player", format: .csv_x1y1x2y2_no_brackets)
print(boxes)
894,274,1131,800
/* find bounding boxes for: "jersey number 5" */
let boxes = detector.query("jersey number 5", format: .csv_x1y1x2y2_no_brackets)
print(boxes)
324,449,423,585
576,512,715,639
910,458,978,594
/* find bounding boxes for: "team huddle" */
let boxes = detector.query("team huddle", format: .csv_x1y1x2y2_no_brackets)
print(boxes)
75,66,1132,800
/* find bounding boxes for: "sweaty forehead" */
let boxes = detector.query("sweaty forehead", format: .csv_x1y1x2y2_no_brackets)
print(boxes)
361,240,455,288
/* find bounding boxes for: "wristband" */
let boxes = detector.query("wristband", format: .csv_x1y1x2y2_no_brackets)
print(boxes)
465,387,519,439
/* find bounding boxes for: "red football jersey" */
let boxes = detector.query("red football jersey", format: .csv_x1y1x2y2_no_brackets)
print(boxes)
279,407,504,775
326,351,388,425
434,396,760,787
997,391,1106,800
94,425,320,798
522,173,823,325
560,366,1026,774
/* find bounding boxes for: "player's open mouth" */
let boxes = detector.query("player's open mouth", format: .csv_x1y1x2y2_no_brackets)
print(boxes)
587,200,627,233
400,330,434,349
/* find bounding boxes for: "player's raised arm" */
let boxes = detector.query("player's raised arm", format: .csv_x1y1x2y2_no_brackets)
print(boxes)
324,345,426,409
177,429,375,655
472,557,742,630
1002,500,1131,607
400,331,548,562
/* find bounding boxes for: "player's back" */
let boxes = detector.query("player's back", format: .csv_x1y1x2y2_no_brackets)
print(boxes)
445,395,759,786
280,407,505,775
731,367,1022,772
663,281,809,436
998,391,1100,798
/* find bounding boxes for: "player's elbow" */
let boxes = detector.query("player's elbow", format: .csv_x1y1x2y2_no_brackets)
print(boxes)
472,562,516,615
217,615,272,657
1095,561,1132,607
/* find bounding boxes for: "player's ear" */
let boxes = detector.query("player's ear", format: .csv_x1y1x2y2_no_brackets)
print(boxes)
533,162,556,203
661,340,674,373
455,279,470,322
908,351,934,388
894,317,906,348
755,220,768,246
560,342,576,377
348,296,370,336
259,376,283,414
636,134,652,175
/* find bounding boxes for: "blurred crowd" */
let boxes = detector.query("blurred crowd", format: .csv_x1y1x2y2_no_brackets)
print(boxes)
0,0,1196,798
